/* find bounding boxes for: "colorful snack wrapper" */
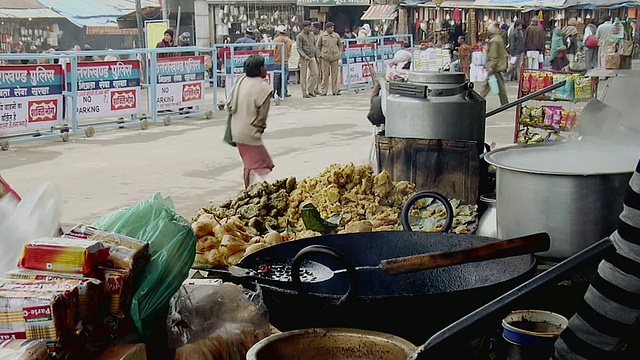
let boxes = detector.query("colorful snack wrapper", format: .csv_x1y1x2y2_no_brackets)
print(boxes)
0,290,66,357
574,76,593,102
0,279,81,332
543,106,563,127
4,270,101,323
19,238,109,276
64,224,150,273
100,268,132,318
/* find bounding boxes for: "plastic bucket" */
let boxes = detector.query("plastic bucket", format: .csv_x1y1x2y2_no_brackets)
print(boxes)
502,310,568,360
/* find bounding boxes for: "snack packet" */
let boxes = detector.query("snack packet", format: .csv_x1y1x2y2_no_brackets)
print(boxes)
5,269,101,322
543,106,563,127
100,268,132,318
64,224,150,273
574,76,593,102
530,106,544,126
19,238,109,276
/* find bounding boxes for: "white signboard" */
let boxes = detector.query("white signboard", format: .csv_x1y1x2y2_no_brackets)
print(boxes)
156,81,204,110
154,56,206,110
73,88,140,119
0,64,64,134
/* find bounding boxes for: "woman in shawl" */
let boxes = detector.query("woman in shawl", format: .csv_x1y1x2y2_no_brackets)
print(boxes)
227,55,274,188
550,25,568,70
562,18,579,62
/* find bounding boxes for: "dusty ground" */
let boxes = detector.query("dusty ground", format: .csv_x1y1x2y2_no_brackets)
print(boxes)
0,80,522,225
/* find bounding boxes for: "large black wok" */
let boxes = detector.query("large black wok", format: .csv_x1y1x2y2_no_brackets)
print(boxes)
207,192,538,345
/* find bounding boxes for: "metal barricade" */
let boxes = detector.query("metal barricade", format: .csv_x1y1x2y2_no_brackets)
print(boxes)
145,46,214,124
341,34,414,93
211,43,287,111
58,48,145,137
0,47,216,151
0,52,68,150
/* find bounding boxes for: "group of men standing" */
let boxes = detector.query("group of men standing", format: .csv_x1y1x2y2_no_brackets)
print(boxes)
296,20,344,98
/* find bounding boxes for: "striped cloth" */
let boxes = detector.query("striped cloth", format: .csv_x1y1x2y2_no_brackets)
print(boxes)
554,160,640,359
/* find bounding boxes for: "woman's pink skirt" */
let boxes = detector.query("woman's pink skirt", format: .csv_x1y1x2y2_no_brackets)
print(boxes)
236,143,274,179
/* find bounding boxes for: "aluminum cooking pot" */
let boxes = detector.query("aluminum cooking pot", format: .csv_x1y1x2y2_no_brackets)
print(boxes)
485,141,639,258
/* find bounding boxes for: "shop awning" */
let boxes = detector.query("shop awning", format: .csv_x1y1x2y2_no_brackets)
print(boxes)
38,0,160,28
472,0,566,9
0,0,64,19
297,0,371,6
0,8,64,19
559,0,640,9
38,0,123,27
361,4,398,20
409,0,477,8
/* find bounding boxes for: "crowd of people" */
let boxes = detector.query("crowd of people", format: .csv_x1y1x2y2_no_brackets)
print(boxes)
447,15,637,106
230,22,376,99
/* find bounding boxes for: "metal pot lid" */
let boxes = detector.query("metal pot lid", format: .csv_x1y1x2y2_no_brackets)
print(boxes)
408,71,466,85
484,142,640,176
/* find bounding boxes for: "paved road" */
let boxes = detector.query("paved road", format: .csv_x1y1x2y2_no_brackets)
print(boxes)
0,81,520,225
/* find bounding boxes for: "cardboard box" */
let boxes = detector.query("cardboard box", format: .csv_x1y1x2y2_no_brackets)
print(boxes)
604,53,621,69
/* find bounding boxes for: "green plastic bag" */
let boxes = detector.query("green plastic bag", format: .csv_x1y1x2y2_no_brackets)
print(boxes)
92,193,196,339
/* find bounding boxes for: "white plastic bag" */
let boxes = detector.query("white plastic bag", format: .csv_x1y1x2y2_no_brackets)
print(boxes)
0,183,61,275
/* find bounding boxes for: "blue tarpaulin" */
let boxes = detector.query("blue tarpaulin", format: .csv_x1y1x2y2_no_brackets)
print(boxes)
38,0,123,27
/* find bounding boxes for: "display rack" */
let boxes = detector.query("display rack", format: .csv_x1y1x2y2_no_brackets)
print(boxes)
513,68,599,144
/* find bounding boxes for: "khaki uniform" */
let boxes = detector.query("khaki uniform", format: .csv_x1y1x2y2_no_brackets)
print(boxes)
313,32,322,94
480,34,509,106
296,31,318,97
317,31,343,95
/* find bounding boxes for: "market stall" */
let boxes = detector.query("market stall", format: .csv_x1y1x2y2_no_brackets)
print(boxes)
514,69,598,143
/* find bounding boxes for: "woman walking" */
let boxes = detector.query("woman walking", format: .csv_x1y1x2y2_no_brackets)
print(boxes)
225,55,275,189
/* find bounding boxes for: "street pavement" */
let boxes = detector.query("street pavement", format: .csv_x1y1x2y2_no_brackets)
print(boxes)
0,80,521,226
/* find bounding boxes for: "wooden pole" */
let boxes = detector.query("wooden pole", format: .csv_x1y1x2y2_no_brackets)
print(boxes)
135,0,144,48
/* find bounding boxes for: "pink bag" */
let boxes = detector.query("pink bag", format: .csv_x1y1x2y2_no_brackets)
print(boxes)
585,35,598,49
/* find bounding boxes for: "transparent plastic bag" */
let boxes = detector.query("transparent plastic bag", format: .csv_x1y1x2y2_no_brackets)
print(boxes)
168,282,270,359
92,193,196,339
488,75,499,95
0,183,61,275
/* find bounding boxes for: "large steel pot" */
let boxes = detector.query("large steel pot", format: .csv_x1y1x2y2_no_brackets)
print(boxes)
485,142,639,258
384,71,486,148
